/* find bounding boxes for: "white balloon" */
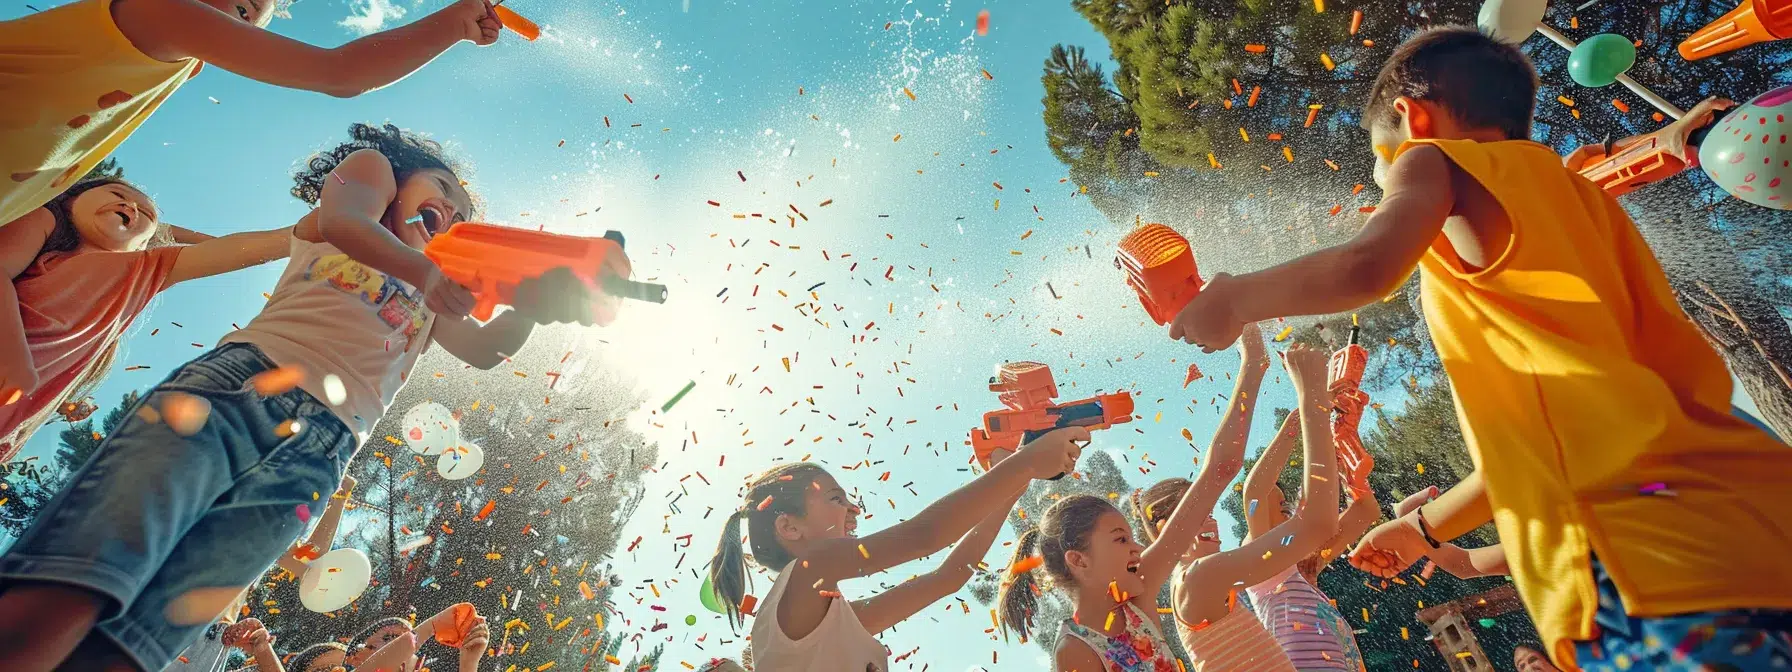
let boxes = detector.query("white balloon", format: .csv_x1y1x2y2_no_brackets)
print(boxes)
299,548,372,613
1477,0,1545,44
437,442,485,480
401,402,458,456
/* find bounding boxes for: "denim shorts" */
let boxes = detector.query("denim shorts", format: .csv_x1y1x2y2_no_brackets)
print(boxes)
1575,555,1792,671
0,343,356,671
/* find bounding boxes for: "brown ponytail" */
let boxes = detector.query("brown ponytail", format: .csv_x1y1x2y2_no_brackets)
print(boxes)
998,494,1119,640
997,527,1043,640
705,462,829,628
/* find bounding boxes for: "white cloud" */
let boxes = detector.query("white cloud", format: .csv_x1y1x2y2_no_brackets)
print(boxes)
339,0,405,35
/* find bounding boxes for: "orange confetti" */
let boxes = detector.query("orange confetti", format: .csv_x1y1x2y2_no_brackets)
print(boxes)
1320,53,1336,71
250,366,305,396
1244,43,1267,53
1612,99,1630,113
738,594,758,615
1350,9,1363,34
473,500,496,522
1009,556,1044,574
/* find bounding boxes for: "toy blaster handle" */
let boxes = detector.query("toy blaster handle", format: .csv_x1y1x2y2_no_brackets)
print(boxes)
423,223,667,323
971,392,1134,479
1578,111,1729,197
1116,224,1202,326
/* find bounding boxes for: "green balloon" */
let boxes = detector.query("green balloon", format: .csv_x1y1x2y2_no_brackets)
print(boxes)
699,574,726,614
685,614,698,626
1567,34,1636,88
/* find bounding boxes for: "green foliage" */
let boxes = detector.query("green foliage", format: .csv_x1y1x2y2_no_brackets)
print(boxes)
82,157,124,182
1,392,139,540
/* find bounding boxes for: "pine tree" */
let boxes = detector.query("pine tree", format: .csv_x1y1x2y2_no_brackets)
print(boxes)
1,392,139,539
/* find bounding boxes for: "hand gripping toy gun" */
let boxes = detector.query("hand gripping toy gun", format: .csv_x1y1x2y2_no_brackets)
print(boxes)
1577,109,1729,198
1328,326,1374,494
423,223,668,323
1115,223,1202,325
969,362,1134,480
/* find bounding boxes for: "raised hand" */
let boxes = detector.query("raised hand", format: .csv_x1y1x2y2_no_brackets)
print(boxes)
1348,515,1431,578
1015,426,1089,480
453,0,503,46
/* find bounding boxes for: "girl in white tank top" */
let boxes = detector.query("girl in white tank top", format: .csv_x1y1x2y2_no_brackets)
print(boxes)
706,435,1082,671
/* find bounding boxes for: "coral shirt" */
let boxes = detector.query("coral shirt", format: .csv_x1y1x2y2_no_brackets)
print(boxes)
0,0,201,225
1402,138,1792,668
2,247,179,462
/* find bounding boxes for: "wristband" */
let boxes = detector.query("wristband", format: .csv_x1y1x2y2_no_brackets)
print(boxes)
1414,508,1443,549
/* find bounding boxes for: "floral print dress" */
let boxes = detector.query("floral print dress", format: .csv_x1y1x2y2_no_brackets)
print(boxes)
1059,602,1181,672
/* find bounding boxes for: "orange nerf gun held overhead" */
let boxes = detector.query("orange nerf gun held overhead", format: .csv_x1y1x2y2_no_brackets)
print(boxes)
969,362,1134,480
1677,0,1791,61
1116,223,1202,325
422,222,667,323
1328,325,1373,491
1578,109,1729,197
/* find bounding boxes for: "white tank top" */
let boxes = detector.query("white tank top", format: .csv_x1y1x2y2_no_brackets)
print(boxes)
221,235,435,441
750,561,888,672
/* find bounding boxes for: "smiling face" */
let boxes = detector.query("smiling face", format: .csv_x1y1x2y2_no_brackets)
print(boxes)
346,622,413,667
65,182,159,252
1513,646,1562,672
777,472,861,546
203,0,276,26
302,649,347,672
1067,510,1146,599
383,168,473,250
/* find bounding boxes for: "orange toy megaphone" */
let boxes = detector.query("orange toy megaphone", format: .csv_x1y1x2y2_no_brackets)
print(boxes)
423,223,667,323
1115,224,1203,326
1678,0,1792,60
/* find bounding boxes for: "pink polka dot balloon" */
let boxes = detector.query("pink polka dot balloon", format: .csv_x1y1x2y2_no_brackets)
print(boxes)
1700,85,1792,210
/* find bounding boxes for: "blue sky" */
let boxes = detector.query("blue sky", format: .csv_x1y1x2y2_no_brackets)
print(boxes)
3,0,1767,669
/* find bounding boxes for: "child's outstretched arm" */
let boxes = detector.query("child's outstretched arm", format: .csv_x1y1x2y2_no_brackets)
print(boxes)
852,462,1025,635
797,427,1084,584
275,475,354,576
1169,146,1455,351
1242,412,1299,542
1135,324,1269,599
1316,489,1381,565
1350,471,1492,578
0,212,54,400
312,149,475,317
430,268,597,369
112,0,501,98
1185,344,1341,591
1390,486,1507,579
159,225,293,290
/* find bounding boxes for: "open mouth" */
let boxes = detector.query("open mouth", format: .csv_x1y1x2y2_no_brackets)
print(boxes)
1198,531,1218,542
1126,560,1140,574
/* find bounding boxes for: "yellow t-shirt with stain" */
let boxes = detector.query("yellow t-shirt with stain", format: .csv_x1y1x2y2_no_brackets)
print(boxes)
0,0,200,225
1400,138,1792,670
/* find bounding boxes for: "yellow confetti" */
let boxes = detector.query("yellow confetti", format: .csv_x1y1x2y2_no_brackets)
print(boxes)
902,87,916,101
1416,463,1426,474
1283,146,1294,163
1314,0,1325,11
1320,53,1336,70
1207,153,1222,169
1274,325,1295,342
858,544,870,559
1239,127,1251,142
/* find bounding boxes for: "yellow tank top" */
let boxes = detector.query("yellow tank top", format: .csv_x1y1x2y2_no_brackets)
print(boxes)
0,0,200,225
1401,138,1792,668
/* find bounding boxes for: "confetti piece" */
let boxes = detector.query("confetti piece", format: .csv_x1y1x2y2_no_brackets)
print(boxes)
1612,99,1630,113
661,381,696,412
1350,9,1363,34
1314,0,1324,11
902,87,916,101
474,500,496,521
161,392,211,437
1274,325,1295,342
1009,556,1044,574
295,504,311,523
976,9,989,35
1244,43,1267,53
858,544,870,559
1182,363,1203,388
738,594,758,615
1320,53,1336,70
250,366,305,396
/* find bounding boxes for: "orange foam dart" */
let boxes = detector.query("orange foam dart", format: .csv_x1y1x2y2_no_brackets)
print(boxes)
432,604,480,647
493,5,540,41
1678,0,1792,61
1116,223,1202,325
473,499,496,521
423,223,666,323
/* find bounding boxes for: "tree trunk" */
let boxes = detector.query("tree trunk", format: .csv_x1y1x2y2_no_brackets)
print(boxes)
1677,282,1792,438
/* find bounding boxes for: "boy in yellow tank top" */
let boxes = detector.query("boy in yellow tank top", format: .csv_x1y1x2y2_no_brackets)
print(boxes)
1167,26,1792,672
0,0,504,227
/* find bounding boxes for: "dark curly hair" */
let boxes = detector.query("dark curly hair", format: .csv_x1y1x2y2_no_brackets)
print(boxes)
290,123,476,212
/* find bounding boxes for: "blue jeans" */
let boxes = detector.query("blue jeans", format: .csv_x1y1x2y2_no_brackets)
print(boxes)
0,343,356,671
1575,556,1792,671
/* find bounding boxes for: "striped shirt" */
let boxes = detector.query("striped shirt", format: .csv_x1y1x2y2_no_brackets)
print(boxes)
1245,565,1364,671
1172,577,1296,672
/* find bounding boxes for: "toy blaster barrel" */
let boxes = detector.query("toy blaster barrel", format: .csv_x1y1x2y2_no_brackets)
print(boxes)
1116,224,1203,326
1327,326,1374,491
423,223,667,323
971,392,1134,480
1577,111,1727,197
494,5,541,41
1678,0,1792,61
1327,325,1368,395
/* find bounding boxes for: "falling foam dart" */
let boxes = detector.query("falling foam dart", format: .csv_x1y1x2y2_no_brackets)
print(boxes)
1678,0,1792,61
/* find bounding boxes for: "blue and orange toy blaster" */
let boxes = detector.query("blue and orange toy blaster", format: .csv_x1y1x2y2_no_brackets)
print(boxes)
969,361,1134,480
423,222,667,323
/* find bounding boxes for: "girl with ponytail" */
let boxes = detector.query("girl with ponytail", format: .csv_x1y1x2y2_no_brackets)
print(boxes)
706,427,1086,672
999,325,1336,672
1125,336,1344,671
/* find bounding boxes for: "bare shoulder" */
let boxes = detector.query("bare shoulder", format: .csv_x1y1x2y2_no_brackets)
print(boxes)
1054,633,1104,672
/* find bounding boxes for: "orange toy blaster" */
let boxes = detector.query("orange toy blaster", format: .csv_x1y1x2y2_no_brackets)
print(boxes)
1678,0,1791,61
969,362,1134,480
1328,325,1373,493
1577,110,1729,198
1116,224,1202,326
423,222,668,323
